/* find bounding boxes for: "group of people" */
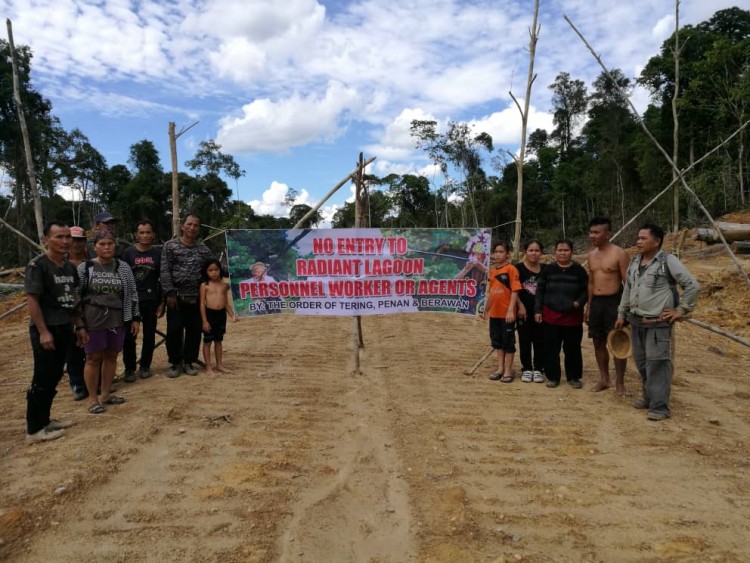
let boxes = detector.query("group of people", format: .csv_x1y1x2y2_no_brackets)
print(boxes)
482,217,700,422
24,213,236,443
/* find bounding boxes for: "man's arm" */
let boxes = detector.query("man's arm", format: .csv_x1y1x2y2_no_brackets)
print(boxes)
667,255,700,316
27,294,55,350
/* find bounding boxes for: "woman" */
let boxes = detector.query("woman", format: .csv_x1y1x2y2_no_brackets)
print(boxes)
515,240,545,383
76,231,140,414
534,239,588,389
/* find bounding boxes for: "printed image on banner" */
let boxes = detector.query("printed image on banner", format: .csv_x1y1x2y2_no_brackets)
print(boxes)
225,228,490,317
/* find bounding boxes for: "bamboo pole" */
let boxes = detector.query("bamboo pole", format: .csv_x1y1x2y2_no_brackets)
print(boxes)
464,348,494,376
671,0,682,237
6,19,44,243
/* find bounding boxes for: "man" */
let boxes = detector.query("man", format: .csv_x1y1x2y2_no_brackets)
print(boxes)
585,217,630,395
122,219,163,381
615,223,700,421
65,226,89,401
160,213,213,377
24,221,81,443
86,211,129,258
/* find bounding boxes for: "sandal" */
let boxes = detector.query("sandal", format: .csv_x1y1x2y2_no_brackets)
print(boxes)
88,403,106,414
489,372,503,381
103,395,126,405
500,373,515,383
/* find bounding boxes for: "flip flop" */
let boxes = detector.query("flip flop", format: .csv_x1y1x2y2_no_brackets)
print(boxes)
88,403,106,414
103,395,126,405
500,374,515,383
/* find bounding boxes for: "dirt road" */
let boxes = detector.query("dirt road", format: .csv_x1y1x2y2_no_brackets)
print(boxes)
1,299,749,562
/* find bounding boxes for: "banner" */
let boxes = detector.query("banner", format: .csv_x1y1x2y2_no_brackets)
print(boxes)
226,228,490,317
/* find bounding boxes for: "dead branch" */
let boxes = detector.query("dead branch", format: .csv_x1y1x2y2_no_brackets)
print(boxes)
0,216,44,252
464,348,494,375
565,15,750,291
0,301,27,321
686,319,750,349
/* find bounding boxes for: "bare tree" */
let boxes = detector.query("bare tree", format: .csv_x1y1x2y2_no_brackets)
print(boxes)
509,0,540,259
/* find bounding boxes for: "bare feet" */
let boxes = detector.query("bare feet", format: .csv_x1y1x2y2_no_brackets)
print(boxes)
592,380,611,392
615,385,627,397
204,368,215,376
216,365,232,373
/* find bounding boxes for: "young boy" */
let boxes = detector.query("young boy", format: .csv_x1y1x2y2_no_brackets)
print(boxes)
482,242,522,383
200,259,237,374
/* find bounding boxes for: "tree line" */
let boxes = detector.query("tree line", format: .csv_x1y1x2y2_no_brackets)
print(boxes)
1,7,747,266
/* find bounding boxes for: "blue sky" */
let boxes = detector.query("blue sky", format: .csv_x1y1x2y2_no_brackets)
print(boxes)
1,0,740,225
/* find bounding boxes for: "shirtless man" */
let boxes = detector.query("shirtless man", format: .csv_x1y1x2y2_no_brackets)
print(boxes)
585,217,630,395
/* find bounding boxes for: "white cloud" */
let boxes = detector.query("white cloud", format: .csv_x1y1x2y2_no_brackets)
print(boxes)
216,81,358,152
652,15,675,40
248,181,314,217
364,108,436,161
471,104,555,146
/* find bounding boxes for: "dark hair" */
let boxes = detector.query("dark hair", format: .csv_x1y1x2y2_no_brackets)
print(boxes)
639,223,664,247
200,258,224,283
492,240,511,253
523,239,543,252
94,230,116,243
135,219,155,231
183,212,201,224
555,238,574,251
588,216,612,231
43,220,68,236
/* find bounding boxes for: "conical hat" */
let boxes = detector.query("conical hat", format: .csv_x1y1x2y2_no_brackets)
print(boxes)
607,326,632,359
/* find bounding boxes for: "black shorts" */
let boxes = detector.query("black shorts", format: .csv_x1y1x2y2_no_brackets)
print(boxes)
489,318,516,353
588,293,621,340
203,308,227,343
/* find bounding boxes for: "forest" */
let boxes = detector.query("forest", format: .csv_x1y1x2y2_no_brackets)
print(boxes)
1,7,748,265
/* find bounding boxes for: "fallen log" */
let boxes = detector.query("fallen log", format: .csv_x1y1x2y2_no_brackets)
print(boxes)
731,241,750,255
686,318,750,349
696,222,750,244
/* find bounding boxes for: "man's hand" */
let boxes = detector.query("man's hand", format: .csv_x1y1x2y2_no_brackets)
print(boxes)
156,303,165,318
130,321,140,336
39,329,55,351
614,318,625,330
660,308,682,323
534,313,542,324
166,295,178,310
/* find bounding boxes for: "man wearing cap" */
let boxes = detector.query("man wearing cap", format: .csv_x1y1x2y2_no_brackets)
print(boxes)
615,223,700,421
87,212,129,258
585,217,630,395
24,220,82,443
160,213,213,377
65,226,90,401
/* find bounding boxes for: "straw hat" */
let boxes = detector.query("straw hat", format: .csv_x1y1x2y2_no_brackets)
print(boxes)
607,326,632,359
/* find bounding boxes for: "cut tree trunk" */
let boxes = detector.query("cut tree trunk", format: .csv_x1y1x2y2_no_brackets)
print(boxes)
696,222,750,244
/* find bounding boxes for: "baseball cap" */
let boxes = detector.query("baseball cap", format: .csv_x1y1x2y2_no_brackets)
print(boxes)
94,212,116,223
70,226,86,239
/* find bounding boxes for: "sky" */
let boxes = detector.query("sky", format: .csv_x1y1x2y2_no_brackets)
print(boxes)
1,0,743,226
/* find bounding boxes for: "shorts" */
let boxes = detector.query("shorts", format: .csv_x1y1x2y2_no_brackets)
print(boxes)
203,308,227,343
588,293,621,340
84,327,126,354
489,317,516,353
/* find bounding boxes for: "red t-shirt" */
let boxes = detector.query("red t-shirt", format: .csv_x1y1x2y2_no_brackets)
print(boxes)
487,263,522,318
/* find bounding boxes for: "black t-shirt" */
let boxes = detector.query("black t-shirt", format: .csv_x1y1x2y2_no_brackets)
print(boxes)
24,254,78,326
121,245,161,302
515,262,541,313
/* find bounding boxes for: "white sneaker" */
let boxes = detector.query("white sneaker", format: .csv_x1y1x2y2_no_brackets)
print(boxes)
533,370,544,383
521,370,533,383
26,428,66,444
46,419,74,431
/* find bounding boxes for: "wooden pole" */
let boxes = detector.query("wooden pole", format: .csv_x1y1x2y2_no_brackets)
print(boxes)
671,0,681,238
6,19,44,243
686,318,750,349
0,216,44,252
352,153,366,374
464,348,494,376
292,157,376,230
0,301,27,321
168,120,199,237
